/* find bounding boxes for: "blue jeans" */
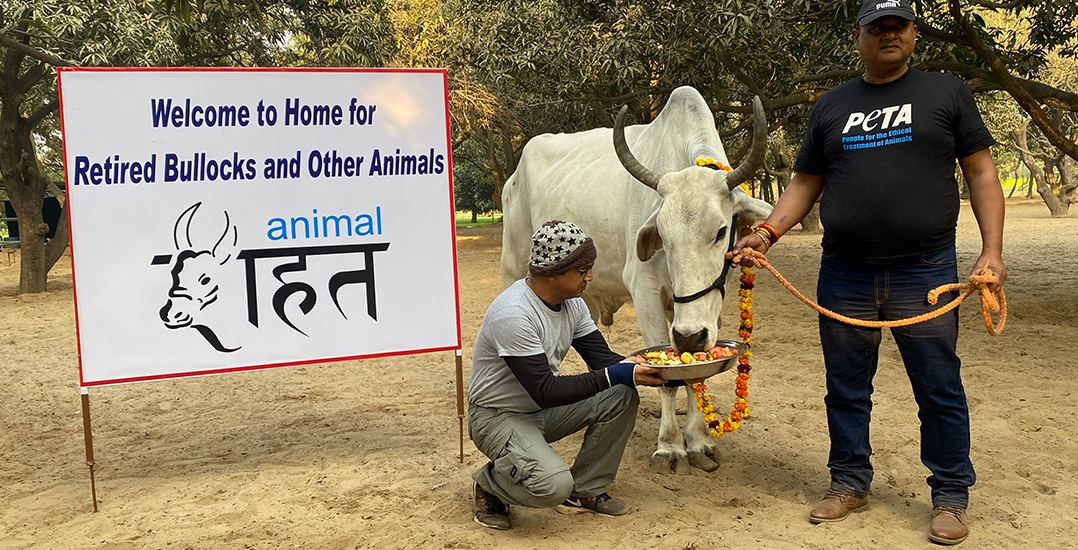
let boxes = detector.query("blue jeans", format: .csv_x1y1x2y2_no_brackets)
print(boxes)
817,248,974,508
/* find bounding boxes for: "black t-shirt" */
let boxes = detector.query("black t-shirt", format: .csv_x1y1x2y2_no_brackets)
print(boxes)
794,68,996,262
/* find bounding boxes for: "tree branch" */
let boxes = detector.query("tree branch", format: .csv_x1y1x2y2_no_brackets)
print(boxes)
792,69,860,84
712,91,825,114
719,116,753,138
25,98,57,130
914,17,971,45
14,61,46,96
794,61,1078,112
966,0,1026,8
947,0,1078,160
0,33,72,67
716,51,767,99
524,87,674,108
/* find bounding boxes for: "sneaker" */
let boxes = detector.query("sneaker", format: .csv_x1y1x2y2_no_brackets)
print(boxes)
556,493,631,516
473,482,511,530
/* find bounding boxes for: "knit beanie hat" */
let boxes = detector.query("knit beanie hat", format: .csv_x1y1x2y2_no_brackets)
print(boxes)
529,220,597,277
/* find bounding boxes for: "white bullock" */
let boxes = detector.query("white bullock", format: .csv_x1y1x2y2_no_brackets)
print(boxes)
500,86,773,472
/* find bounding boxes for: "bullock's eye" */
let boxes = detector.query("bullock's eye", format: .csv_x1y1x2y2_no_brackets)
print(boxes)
199,275,211,285
714,227,727,243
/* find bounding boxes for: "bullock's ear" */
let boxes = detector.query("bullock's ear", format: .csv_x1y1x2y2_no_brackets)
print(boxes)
730,187,774,225
635,208,663,262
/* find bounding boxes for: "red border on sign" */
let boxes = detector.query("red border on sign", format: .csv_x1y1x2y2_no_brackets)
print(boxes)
58,67,462,387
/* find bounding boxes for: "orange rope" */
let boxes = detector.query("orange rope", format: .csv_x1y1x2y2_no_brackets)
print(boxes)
728,249,1006,336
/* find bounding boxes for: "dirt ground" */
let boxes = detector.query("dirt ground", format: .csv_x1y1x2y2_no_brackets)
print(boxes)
0,199,1076,549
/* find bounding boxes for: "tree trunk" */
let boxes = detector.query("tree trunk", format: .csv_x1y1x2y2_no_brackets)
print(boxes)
1,139,49,293
478,128,507,209
1010,123,1068,216
956,166,969,200
0,16,69,293
800,202,822,234
759,167,773,203
1007,157,1021,198
768,135,792,205
471,210,478,223
1059,156,1077,206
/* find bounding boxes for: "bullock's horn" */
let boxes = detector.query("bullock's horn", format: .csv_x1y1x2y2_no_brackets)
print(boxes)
173,202,202,249
613,105,662,190
725,96,767,190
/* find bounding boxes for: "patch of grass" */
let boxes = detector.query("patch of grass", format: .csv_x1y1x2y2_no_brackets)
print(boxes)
456,212,501,227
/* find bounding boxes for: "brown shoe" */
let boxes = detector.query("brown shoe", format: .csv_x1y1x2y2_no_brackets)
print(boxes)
929,506,968,545
809,490,868,523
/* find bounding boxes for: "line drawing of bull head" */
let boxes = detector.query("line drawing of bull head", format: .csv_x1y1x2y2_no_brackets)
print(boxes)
151,202,241,353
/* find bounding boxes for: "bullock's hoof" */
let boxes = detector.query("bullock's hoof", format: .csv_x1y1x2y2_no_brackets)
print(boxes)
650,452,689,474
687,451,720,472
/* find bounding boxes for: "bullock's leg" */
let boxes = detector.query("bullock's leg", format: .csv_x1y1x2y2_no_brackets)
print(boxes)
633,285,689,473
652,385,688,473
683,384,721,472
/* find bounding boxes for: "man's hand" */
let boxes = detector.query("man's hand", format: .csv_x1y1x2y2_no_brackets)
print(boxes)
971,251,1007,293
633,364,667,386
730,233,769,267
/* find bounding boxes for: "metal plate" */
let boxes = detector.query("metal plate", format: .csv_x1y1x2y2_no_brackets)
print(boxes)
627,340,747,381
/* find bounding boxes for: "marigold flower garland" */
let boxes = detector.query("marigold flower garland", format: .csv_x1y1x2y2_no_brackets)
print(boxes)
693,266,754,437
695,157,750,193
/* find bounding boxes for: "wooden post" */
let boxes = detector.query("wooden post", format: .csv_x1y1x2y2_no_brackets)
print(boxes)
455,349,465,463
80,387,99,512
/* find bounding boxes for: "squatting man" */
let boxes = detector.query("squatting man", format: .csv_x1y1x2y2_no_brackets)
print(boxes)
466,220,682,530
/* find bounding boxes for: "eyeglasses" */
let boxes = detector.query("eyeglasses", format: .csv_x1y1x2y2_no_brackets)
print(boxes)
576,266,593,276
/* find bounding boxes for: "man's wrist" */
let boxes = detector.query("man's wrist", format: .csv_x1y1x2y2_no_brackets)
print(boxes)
606,362,636,387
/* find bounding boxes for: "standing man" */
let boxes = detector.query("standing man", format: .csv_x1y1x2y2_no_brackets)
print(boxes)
468,220,667,530
732,0,1005,545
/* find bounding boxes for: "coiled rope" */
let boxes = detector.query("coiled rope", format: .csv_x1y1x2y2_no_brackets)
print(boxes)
727,249,1006,336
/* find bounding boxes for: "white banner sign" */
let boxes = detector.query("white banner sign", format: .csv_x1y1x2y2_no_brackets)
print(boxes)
59,68,460,386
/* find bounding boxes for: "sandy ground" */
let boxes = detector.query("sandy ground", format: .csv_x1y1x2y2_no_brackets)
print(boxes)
1,199,1076,549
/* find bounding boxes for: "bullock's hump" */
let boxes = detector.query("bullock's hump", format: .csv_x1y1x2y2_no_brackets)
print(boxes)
517,125,647,173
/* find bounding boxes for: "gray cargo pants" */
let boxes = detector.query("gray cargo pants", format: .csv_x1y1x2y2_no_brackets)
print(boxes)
469,384,639,508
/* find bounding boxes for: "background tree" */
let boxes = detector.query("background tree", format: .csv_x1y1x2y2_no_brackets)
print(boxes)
452,149,497,223
442,0,1076,214
7,0,1076,293
0,0,399,293
0,1,182,293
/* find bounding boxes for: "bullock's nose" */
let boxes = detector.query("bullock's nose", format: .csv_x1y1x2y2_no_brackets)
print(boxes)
672,328,709,352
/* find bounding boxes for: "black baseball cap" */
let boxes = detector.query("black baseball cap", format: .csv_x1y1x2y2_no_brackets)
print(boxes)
856,0,915,26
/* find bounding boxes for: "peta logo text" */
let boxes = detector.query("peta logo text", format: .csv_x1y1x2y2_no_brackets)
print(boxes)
842,103,912,134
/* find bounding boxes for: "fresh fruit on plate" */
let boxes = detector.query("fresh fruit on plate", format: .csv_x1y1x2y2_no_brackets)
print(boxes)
634,345,738,366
